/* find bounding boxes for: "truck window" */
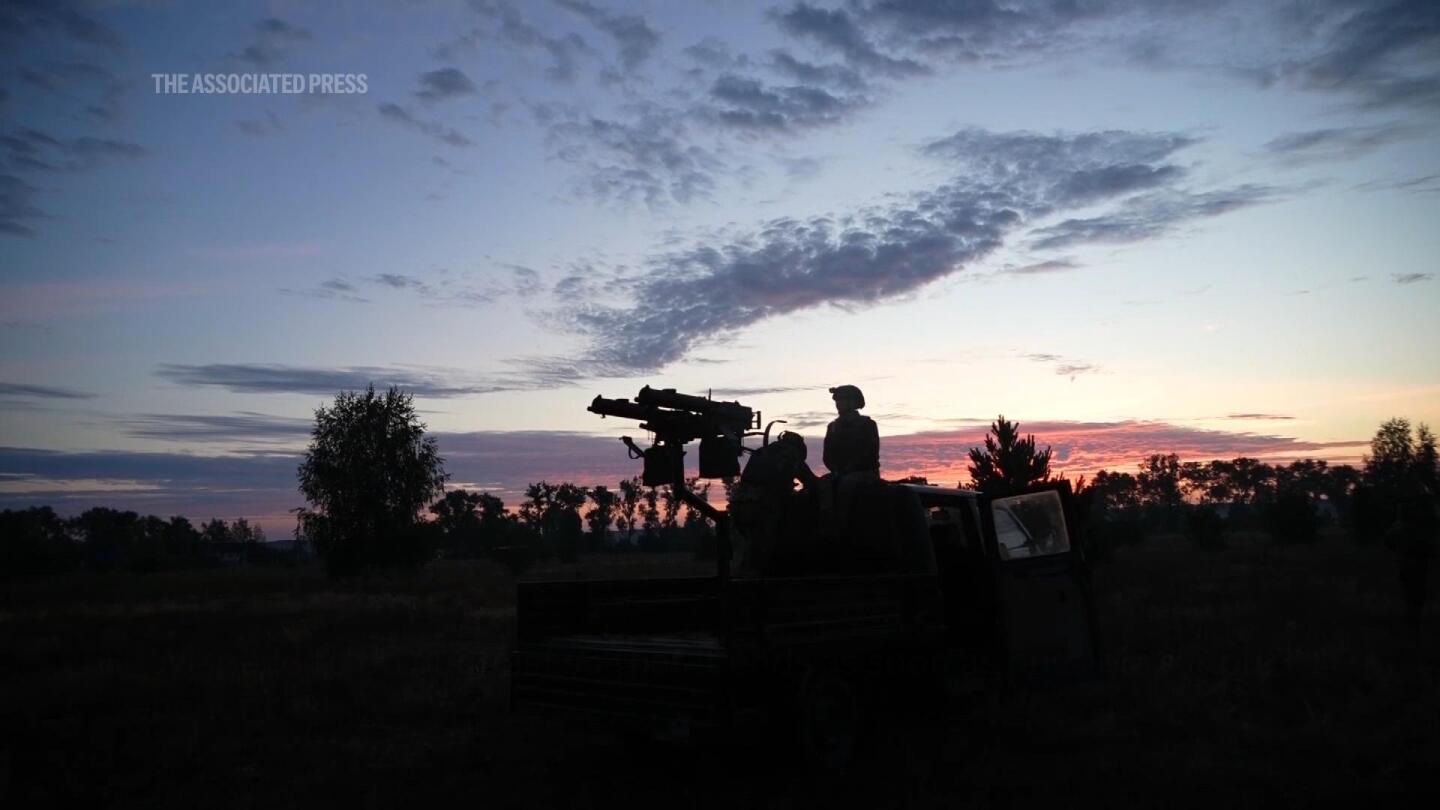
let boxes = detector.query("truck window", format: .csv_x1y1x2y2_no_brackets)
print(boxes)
991,490,1069,559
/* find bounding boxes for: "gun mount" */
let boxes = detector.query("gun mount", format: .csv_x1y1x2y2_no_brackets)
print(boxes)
588,386,760,484
589,386,761,580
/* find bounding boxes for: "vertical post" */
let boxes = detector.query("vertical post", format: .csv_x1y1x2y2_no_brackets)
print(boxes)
673,475,729,584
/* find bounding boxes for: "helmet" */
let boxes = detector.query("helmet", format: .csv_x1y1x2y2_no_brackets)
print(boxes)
775,430,808,460
828,384,865,409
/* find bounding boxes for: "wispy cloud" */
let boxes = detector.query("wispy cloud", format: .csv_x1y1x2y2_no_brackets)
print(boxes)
538,104,722,207
377,103,473,148
415,67,478,102
555,127,1258,372
154,359,594,398
772,2,928,79
1392,272,1433,284
1028,185,1277,251
458,1,594,82
881,420,1368,485
0,174,45,238
1003,258,1080,275
116,412,312,444
0,382,95,400
233,18,313,68
552,0,660,70
284,271,506,306
155,364,515,398
704,74,867,133
1263,124,1417,165
1,127,146,173
0,0,123,50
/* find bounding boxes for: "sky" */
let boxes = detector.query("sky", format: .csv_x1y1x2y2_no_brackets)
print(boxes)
1,0,1437,533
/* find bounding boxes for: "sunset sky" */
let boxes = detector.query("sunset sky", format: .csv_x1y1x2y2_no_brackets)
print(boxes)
2,0,1437,532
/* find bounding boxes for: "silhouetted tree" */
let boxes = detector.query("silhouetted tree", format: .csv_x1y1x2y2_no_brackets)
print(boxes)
1136,454,1183,510
0,506,77,577
1089,470,1140,512
585,485,619,547
296,385,447,576
682,477,711,520
431,489,489,557
966,415,1052,495
660,485,682,529
617,477,642,545
519,481,556,532
1179,462,1213,503
201,518,230,544
230,517,264,544
640,487,662,548
1363,418,1437,527
1227,457,1276,506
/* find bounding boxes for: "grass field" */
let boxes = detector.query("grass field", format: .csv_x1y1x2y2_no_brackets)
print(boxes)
2,532,1436,808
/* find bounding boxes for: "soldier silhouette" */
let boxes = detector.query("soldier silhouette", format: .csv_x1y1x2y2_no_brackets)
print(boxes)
732,431,817,574
821,385,881,537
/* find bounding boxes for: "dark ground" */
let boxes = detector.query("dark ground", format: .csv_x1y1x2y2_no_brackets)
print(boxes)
2,532,1437,809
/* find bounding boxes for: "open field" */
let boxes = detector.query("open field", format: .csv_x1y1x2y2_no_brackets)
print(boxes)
2,532,1437,808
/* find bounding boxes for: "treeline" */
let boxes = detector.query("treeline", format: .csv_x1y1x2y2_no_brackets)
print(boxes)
428,477,718,571
0,476,721,579
0,508,294,578
1077,418,1437,556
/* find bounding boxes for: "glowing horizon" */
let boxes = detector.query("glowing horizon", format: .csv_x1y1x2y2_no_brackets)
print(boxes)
2,1,1436,533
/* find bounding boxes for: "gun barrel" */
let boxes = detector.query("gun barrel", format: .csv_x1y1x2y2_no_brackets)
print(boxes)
588,395,652,422
636,386,753,429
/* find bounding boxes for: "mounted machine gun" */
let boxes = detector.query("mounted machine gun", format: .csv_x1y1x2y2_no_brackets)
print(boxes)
588,386,767,578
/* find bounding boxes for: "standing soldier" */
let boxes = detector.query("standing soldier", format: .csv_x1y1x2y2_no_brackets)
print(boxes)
822,385,880,535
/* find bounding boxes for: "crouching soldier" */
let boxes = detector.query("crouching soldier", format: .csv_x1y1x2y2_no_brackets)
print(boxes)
732,431,818,575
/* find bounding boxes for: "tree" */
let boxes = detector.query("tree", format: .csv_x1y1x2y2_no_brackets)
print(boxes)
1179,462,1215,503
966,415,1052,495
660,485,682,529
0,507,77,577
641,486,661,543
1089,470,1140,513
201,518,230,544
617,477,643,544
519,481,556,532
1136,454,1182,509
230,517,264,544
1224,457,1276,506
431,489,488,557
296,385,447,576
1360,417,1438,535
585,485,619,546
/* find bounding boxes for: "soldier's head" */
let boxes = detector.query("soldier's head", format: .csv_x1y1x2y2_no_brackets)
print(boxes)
775,430,807,460
829,384,865,415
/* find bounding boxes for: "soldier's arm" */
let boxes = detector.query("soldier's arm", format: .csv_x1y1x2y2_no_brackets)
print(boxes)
864,418,880,469
822,423,836,473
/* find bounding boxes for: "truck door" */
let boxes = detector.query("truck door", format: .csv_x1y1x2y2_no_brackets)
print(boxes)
985,486,1101,687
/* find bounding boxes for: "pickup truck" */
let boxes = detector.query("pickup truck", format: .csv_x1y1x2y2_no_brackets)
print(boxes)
510,481,1101,768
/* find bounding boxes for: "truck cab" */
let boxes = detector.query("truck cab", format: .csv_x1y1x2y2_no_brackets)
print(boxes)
510,481,1101,746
